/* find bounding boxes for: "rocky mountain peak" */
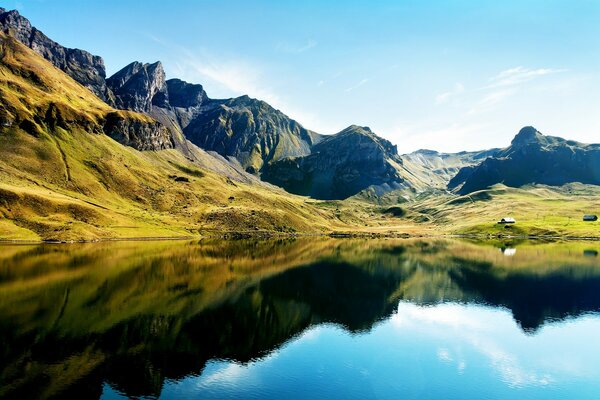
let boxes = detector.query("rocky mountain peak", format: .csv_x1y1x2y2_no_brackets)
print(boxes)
511,126,543,146
107,61,168,112
331,125,398,157
166,79,207,109
0,8,111,101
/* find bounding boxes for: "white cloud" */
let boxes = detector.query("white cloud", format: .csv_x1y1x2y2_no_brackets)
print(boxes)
463,66,565,115
391,122,491,153
391,302,556,388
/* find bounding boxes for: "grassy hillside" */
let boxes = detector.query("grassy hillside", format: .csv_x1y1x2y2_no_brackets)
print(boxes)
0,33,346,241
335,183,600,238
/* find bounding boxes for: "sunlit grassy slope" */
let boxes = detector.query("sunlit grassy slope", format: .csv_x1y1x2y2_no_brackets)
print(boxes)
0,34,345,241
335,183,600,238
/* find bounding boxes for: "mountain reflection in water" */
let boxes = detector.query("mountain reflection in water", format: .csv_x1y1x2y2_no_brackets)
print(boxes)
1,238,600,399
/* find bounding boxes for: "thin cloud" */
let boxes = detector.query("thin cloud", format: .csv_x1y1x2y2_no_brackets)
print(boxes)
345,78,370,92
277,39,318,54
483,66,566,89
435,82,465,104
466,66,566,115
467,88,517,115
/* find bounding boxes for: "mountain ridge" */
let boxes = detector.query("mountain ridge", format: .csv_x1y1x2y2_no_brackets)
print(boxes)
450,126,600,194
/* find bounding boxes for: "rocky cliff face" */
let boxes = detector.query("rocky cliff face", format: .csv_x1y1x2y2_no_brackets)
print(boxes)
0,8,112,102
262,125,406,199
102,112,173,150
107,61,169,112
450,126,600,194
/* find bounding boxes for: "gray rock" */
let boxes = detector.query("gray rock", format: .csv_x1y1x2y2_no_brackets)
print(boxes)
182,95,320,173
102,112,173,151
107,61,169,112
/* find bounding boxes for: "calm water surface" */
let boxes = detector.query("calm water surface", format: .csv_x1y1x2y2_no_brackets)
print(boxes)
1,238,600,399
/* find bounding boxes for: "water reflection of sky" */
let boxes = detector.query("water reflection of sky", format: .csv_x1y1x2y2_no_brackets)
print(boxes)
102,302,600,400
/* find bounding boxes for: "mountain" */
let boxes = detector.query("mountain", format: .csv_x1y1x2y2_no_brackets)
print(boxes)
401,148,499,188
106,61,423,198
450,126,600,194
106,62,320,173
0,8,112,102
182,95,321,173
0,31,343,240
261,125,410,199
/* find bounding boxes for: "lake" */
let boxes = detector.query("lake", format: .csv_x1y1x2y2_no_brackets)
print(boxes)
1,237,600,399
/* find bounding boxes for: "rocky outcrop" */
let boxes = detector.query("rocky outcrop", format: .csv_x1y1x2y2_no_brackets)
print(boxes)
105,62,319,173
103,112,173,151
0,8,112,102
262,125,406,199
451,126,600,194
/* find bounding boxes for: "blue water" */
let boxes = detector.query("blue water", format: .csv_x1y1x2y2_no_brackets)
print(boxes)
102,303,600,400
1,238,600,399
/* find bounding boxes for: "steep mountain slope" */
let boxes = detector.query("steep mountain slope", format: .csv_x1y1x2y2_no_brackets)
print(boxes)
0,33,172,151
0,8,112,102
106,62,319,172
401,148,499,188
450,127,600,194
261,126,411,199
0,33,343,240
183,95,321,173
107,66,318,171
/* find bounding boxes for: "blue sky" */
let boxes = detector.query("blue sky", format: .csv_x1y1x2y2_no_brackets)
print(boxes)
8,0,600,152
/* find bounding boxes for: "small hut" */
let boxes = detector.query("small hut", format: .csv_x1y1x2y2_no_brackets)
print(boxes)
583,214,598,222
498,217,516,224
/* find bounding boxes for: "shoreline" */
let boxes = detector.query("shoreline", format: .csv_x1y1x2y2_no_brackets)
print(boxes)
2,230,600,244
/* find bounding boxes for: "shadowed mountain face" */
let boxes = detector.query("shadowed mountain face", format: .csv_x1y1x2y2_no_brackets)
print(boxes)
450,126,600,194
261,125,407,199
1,238,600,398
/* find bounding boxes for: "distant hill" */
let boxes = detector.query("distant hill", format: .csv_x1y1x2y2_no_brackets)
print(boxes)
450,126,600,194
401,148,499,188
